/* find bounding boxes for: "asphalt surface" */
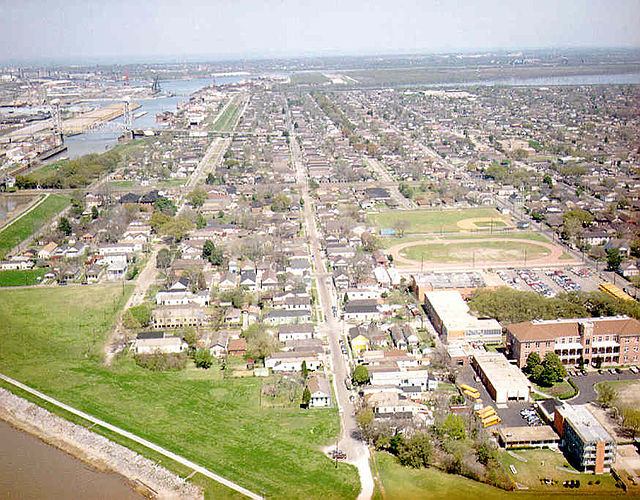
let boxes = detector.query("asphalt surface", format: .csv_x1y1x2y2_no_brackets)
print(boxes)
567,370,640,404
289,107,374,500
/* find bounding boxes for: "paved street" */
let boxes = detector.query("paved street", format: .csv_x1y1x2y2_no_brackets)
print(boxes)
289,106,374,500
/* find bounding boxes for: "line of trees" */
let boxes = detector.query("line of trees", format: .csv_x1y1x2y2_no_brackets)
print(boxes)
16,150,121,189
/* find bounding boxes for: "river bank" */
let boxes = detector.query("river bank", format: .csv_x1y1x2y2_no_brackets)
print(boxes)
0,386,203,500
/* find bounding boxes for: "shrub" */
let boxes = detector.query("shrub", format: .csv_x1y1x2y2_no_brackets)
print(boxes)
134,352,187,371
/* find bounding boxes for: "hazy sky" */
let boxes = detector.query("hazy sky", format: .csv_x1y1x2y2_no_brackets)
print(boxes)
2,0,640,62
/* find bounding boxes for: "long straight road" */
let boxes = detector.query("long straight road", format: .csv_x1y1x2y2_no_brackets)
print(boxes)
288,105,374,500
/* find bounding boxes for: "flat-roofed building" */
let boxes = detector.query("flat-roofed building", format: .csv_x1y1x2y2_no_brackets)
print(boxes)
506,316,640,368
472,352,531,403
554,404,616,474
424,290,502,344
498,426,560,449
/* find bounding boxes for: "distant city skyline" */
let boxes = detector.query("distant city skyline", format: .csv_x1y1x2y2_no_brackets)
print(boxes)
1,0,640,63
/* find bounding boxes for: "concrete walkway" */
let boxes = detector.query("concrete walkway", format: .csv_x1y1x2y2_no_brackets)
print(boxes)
0,372,262,500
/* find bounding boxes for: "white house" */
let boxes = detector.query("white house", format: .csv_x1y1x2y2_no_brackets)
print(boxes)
308,375,332,408
278,324,315,342
132,336,187,354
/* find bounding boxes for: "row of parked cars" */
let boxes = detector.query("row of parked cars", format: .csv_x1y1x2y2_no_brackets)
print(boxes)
567,366,640,377
520,407,543,426
545,269,581,293
517,269,556,297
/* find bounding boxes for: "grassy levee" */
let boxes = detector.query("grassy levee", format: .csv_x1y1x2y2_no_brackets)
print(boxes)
0,194,70,257
0,285,359,499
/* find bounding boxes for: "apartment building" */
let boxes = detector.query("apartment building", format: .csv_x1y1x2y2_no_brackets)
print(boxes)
554,404,616,474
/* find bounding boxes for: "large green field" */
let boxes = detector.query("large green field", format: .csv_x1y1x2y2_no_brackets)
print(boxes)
0,194,70,257
399,240,551,264
368,207,511,235
0,268,46,287
0,286,358,499
373,451,625,500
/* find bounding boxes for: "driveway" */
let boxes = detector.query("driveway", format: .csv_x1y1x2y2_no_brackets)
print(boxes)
568,370,640,404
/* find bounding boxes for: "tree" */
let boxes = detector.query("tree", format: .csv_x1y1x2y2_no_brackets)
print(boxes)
159,216,194,242
150,211,172,232
537,352,566,386
156,248,171,269
153,197,177,215
182,326,199,349
393,219,410,237
187,189,207,209
58,217,72,236
301,386,311,408
439,414,466,440
597,383,618,408
91,205,99,219
397,433,432,468
245,330,278,362
622,407,640,438
202,239,223,266
355,406,374,431
352,365,370,385
606,248,622,271
301,360,309,379
542,175,553,189
524,352,541,375
196,212,207,229
194,348,213,369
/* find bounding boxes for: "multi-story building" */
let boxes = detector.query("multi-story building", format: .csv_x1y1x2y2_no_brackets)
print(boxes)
506,316,640,367
553,404,616,474
423,290,502,344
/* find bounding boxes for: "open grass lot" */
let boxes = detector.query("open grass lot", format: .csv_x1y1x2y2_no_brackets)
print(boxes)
0,194,69,257
400,240,551,264
500,449,620,495
373,451,624,500
535,380,577,399
596,380,640,406
0,286,358,499
368,207,510,235
0,268,46,287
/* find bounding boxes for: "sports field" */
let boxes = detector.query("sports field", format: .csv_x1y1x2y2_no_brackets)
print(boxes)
400,240,552,264
368,207,512,234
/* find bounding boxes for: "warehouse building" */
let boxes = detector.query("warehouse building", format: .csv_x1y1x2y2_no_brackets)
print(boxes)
423,290,502,344
471,352,531,403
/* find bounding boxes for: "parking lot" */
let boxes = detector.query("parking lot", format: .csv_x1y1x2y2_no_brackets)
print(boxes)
567,368,640,404
494,266,602,297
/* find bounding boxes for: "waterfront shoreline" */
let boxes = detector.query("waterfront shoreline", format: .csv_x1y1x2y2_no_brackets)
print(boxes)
0,386,203,500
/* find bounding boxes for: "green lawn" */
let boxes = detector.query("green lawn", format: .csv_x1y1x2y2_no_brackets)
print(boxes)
535,380,577,399
0,268,46,287
212,99,241,132
400,240,551,264
0,194,70,258
368,207,510,235
374,451,624,500
500,449,619,494
0,285,358,499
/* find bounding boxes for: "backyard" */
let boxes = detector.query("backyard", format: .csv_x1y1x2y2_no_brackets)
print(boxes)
0,285,358,499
